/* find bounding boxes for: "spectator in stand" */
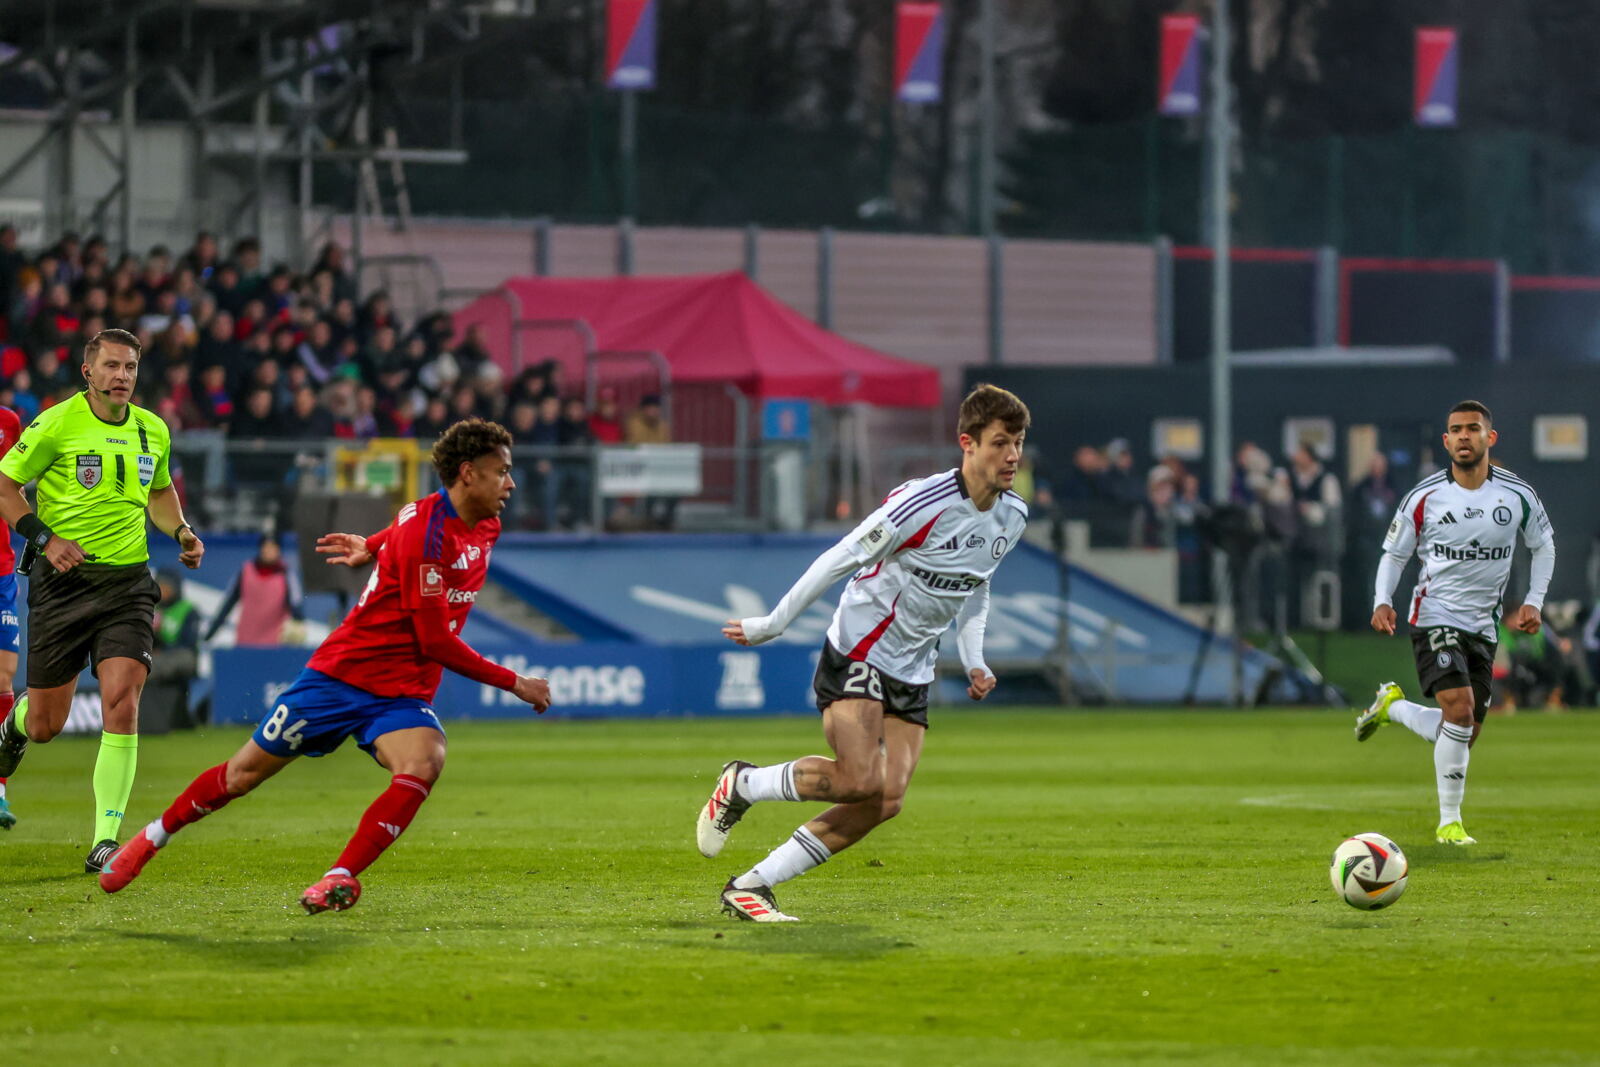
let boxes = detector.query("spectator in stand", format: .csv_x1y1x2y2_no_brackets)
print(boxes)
1102,438,1143,507
30,282,79,352
509,366,549,409
247,356,292,412
203,533,303,647
358,290,398,345
625,393,670,445
453,322,493,380
471,360,507,421
194,362,236,429
263,265,295,317
0,369,40,421
324,376,359,437
348,384,392,438
53,232,83,285
410,395,453,441
157,362,204,430
528,394,564,526
556,396,596,530
0,224,26,310
230,386,287,486
170,265,202,317
282,385,334,439
417,347,461,398
327,296,358,348
232,237,265,296
181,231,220,279
196,309,242,388
31,347,75,396
296,318,335,384
1346,451,1400,634
1060,445,1108,503
235,296,269,341
625,394,675,529
1132,466,1178,549
311,241,357,304
1287,442,1342,629
448,383,482,425
8,267,42,338
209,261,246,317
138,250,170,304
588,386,625,444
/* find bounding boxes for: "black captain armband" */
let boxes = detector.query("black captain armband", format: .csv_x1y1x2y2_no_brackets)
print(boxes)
16,512,53,550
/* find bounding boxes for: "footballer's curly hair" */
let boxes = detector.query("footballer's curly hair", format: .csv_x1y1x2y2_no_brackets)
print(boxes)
431,417,514,486
958,383,1030,441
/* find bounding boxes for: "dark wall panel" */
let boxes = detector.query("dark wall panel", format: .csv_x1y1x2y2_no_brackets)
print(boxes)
1346,269,1497,362
1174,259,1317,362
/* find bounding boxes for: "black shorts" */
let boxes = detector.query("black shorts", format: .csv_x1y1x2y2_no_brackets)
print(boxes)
1411,626,1495,723
25,561,159,689
812,640,930,728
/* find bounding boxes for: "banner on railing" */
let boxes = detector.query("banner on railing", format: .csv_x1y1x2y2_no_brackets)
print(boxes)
1158,14,1204,117
595,443,702,496
209,643,821,723
1414,27,1459,127
894,3,944,104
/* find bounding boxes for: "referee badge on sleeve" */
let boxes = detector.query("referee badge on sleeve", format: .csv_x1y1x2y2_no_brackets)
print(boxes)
76,454,103,489
137,454,156,487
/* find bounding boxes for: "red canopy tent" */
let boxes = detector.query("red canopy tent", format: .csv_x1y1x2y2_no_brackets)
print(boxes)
451,271,941,408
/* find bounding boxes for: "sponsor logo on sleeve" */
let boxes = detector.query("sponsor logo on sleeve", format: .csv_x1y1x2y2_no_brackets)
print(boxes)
419,563,444,596
857,521,889,553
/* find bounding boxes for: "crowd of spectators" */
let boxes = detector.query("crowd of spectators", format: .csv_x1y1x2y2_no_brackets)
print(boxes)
0,225,671,530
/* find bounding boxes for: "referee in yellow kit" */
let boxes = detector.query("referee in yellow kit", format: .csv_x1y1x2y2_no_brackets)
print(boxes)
0,329,205,872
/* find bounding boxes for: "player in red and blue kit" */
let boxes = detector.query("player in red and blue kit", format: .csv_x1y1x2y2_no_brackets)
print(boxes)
98,420,551,911
0,406,21,828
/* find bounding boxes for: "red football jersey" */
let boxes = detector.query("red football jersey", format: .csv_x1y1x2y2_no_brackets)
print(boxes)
308,489,516,699
0,406,20,575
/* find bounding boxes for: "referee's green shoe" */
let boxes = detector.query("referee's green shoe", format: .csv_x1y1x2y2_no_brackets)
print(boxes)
0,696,27,777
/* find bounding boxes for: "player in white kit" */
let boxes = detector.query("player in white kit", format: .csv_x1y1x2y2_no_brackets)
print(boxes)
695,384,1030,921
1356,400,1553,846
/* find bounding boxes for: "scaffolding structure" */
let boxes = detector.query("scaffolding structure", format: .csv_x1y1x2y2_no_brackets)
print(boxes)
0,0,526,266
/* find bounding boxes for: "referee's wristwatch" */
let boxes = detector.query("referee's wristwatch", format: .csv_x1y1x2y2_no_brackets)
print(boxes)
173,522,194,543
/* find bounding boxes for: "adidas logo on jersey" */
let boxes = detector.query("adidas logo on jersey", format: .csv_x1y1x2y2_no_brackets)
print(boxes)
933,536,959,551
451,552,471,570
1439,512,1458,524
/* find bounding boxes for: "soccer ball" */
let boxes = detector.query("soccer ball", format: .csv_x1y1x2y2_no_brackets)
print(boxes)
1329,832,1408,910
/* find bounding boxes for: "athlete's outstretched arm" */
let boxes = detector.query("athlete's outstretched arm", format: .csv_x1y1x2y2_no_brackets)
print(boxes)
1512,538,1556,634
1371,502,1417,635
408,607,550,710
955,582,997,700
726,540,864,646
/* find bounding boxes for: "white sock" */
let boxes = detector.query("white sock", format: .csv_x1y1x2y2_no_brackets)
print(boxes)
325,866,353,879
146,818,171,848
0,780,7,799
733,826,831,889
736,761,798,803
1434,721,1473,825
1390,699,1443,742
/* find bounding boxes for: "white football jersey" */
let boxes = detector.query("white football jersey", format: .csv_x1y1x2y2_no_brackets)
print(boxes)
827,468,1027,684
1380,465,1553,639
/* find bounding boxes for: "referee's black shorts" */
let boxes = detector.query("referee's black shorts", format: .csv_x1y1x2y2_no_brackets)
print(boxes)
25,561,159,689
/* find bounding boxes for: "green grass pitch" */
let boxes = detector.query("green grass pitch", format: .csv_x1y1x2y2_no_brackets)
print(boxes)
2,708,1597,1065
